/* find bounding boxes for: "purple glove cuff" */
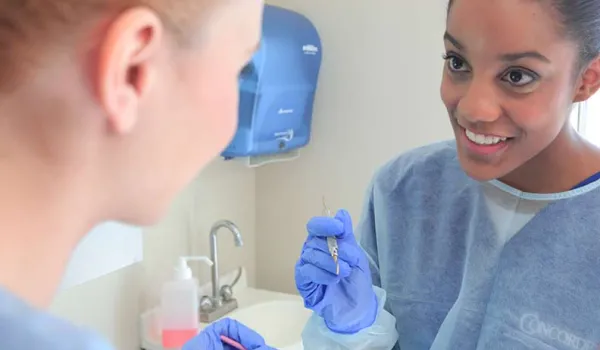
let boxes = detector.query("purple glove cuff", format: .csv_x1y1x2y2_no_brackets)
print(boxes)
324,292,379,335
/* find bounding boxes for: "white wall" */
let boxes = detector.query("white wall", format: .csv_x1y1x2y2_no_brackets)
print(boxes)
255,0,453,293
50,160,256,350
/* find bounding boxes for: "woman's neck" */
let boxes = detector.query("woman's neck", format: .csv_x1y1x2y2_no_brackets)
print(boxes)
500,126,600,193
0,157,95,309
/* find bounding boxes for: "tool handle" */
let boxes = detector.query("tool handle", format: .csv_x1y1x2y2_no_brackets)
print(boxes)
220,335,247,350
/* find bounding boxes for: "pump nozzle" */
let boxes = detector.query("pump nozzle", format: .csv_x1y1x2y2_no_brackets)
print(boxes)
174,256,213,280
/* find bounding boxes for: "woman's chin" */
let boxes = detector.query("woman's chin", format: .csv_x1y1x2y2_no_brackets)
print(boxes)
457,152,504,182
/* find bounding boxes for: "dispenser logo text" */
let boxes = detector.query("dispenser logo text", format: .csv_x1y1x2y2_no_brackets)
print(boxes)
274,129,294,142
302,44,319,55
278,108,294,115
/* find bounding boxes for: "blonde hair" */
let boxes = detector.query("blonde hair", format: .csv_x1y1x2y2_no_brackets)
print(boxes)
0,0,214,90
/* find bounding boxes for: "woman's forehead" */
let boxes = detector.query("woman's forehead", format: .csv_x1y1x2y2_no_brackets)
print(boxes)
446,0,569,57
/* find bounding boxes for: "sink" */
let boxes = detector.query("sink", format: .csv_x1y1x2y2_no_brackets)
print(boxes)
141,298,312,350
226,300,312,350
140,269,313,350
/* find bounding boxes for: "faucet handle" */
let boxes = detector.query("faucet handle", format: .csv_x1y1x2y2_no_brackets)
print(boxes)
220,285,234,302
200,295,215,312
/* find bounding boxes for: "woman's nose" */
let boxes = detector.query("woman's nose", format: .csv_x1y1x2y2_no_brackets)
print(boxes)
457,78,502,123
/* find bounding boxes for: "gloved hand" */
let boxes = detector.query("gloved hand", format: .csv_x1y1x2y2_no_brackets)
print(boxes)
295,209,378,334
183,318,274,350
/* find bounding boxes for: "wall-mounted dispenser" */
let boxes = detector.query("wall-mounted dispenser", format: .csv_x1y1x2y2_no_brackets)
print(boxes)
221,4,323,166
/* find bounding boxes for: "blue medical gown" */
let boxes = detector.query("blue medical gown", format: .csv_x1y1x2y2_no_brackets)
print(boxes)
0,287,113,350
302,140,600,350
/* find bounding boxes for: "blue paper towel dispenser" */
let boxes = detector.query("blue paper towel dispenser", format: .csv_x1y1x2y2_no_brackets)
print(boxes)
221,5,322,159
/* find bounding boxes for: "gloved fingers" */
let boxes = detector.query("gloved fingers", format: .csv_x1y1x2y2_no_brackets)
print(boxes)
296,257,345,286
306,209,357,241
296,263,339,286
334,209,356,240
182,332,221,350
204,318,267,349
304,236,361,267
306,216,344,238
299,248,352,280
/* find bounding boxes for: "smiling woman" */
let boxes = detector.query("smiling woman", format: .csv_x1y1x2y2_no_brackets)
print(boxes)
441,0,600,191
293,1,600,350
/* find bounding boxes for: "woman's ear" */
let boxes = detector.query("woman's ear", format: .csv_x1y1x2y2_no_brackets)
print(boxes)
574,57,600,103
95,7,164,134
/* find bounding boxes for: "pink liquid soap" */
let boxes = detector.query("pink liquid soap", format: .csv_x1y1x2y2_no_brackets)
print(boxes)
162,329,198,348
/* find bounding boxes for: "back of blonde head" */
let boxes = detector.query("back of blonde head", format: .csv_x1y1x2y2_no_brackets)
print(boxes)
0,0,214,90
0,0,262,228
0,0,262,307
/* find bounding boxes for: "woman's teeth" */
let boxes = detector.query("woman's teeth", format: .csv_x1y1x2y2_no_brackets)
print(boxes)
465,129,507,145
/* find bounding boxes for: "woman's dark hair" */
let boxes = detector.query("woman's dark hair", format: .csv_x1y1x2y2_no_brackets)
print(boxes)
447,0,600,65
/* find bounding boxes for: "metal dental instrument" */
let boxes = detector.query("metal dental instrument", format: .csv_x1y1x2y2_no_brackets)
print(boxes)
322,197,339,275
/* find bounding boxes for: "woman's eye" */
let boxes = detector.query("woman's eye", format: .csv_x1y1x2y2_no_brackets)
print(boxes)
444,54,469,73
501,69,536,86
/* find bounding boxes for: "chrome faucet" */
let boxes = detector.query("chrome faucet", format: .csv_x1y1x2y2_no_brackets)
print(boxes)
210,220,243,300
199,220,243,323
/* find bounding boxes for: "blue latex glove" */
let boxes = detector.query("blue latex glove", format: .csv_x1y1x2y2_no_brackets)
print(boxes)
295,209,378,334
183,318,273,350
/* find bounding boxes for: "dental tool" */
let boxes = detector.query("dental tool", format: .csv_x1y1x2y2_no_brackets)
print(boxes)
322,197,340,275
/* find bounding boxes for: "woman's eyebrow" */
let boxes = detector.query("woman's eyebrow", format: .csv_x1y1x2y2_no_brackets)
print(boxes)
444,31,551,63
498,51,550,63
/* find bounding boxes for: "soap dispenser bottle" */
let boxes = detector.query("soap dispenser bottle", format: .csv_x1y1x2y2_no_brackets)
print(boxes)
160,256,213,348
